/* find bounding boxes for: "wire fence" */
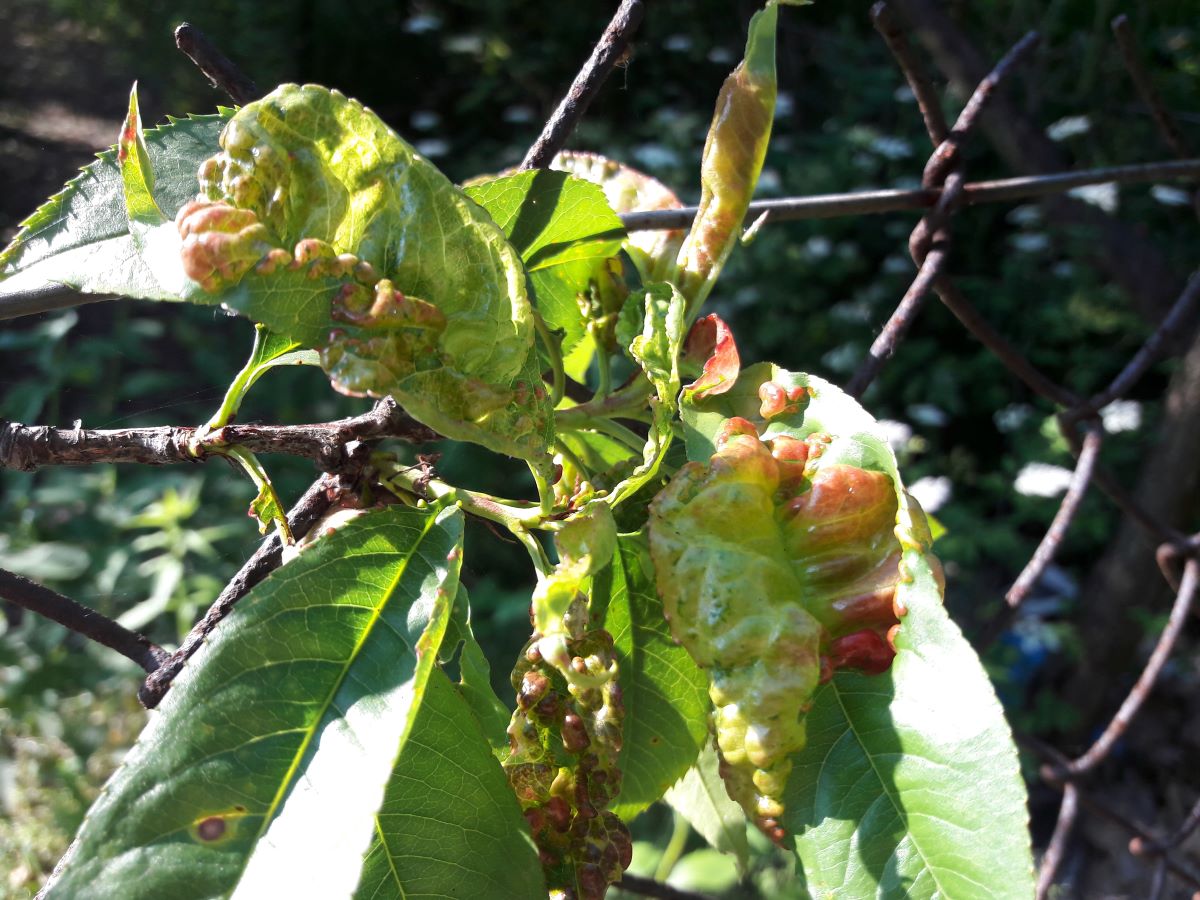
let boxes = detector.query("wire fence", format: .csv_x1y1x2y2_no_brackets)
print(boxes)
0,4,1198,898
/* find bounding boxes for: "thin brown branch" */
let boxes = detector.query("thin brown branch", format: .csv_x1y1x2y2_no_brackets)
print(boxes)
871,2,949,147
1027,735,1200,892
620,158,1200,231
0,397,439,473
1068,271,1200,422
1068,557,1199,775
0,568,167,673
1111,15,1191,161
846,245,949,397
923,31,1039,187
138,471,350,708
976,424,1103,649
174,23,260,105
519,0,644,170
1036,782,1078,900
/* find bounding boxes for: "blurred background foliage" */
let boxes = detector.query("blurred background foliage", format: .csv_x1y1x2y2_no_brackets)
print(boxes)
1,0,1198,896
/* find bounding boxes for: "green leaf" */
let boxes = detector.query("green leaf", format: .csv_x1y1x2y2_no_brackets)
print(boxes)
42,504,481,899
683,366,1034,896
181,85,553,464
0,110,231,302
354,668,545,899
675,1,782,314
442,585,513,757
664,742,751,870
117,83,163,226
551,151,686,285
205,324,319,431
591,533,709,820
464,169,625,360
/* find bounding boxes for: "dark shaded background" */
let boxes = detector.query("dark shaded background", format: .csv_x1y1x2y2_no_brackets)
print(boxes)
1,1,1198,895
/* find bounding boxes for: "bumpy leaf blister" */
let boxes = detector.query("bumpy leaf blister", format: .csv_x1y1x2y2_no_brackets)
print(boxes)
177,84,553,463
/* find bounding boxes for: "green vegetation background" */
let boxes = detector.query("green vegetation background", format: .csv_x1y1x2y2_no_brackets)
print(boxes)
0,0,1196,895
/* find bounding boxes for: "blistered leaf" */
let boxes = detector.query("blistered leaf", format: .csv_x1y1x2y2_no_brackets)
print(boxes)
464,169,625,360
43,505,483,899
0,110,231,303
590,533,709,820
532,501,617,636
679,366,1033,891
175,85,553,463
675,2,781,314
551,151,686,284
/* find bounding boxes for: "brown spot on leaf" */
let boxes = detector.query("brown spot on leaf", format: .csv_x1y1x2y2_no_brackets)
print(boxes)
196,816,226,842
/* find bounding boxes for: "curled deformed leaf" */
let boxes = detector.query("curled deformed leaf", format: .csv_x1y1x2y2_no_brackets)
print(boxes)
179,84,552,462
651,370,931,838
675,2,781,314
682,313,741,400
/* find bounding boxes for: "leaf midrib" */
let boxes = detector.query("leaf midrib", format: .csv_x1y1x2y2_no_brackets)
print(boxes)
232,511,441,888
828,678,946,899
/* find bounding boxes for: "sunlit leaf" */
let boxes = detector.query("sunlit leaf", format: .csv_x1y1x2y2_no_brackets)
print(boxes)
0,110,231,302
591,533,709,820
675,2,781,314
39,505,540,899
177,85,553,464
465,169,625,361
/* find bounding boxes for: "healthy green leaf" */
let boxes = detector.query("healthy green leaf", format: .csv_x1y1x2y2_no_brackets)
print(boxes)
682,366,1033,896
0,110,231,301
551,151,686,285
179,84,553,464
354,668,545,899
441,585,512,758
591,533,709,820
464,169,625,360
664,742,751,870
675,1,781,315
42,504,485,899
205,324,319,431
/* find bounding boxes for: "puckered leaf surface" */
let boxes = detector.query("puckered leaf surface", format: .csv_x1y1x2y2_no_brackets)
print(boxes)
42,504,540,899
179,84,552,464
682,366,1034,898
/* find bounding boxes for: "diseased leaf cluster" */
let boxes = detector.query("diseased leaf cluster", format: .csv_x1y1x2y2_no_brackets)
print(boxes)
0,2,1035,898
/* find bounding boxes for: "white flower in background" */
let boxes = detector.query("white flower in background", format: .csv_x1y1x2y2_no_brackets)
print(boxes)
410,110,440,131
1046,114,1091,141
909,475,952,513
664,34,692,52
775,91,795,117
1100,399,1142,433
1068,182,1118,213
1150,185,1191,207
403,13,441,33
502,106,535,124
804,236,833,259
877,419,913,453
1010,232,1050,253
994,403,1033,433
415,139,449,158
1014,462,1075,498
894,84,916,104
631,144,680,171
1006,204,1041,226
870,135,913,160
907,403,948,427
